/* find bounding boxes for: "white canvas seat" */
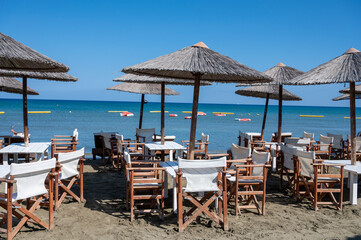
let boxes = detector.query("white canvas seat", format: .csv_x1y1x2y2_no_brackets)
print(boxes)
136,128,155,143
303,131,314,140
0,159,56,240
54,148,85,210
177,157,228,232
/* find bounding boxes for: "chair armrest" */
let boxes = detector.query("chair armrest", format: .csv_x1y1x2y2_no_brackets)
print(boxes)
207,153,229,159
235,164,271,168
128,167,166,171
0,178,16,183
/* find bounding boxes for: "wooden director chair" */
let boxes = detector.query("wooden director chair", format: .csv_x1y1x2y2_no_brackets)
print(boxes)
0,159,56,240
51,128,78,158
293,148,344,210
311,135,333,160
124,151,165,221
182,133,209,159
177,157,228,232
54,148,85,210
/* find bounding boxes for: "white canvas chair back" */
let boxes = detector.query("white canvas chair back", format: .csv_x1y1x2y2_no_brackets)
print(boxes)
294,149,315,178
136,128,155,143
230,144,251,168
319,135,333,151
272,132,292,140
178,157,226,193
200,133,209,150
10,158,56,201
57,148,84,180
281,144,302,171
100,131,112,149
285,137,310,150
73,128,79,141
238,131,252,148
124,151,131,181
115,134,123,151
251,150,270,176
327,133,343,150
355,137,361,153
303,131,314,140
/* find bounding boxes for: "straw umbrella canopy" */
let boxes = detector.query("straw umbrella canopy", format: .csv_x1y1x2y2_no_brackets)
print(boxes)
0,69,77,145
333,94,361,101
122,42,273,159
235,84,302,140
0,76,39,95
339,83,361,94
259,63,304,145
0,32,68,72
287,47,361,166
107,82,180,129
113,73,211,147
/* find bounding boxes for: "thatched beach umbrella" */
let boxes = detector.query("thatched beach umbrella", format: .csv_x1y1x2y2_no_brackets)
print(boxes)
261,63,304,145
287,47,361,166
107,82,180,129
122,42,272,159
339,83,361,94
113,73,211,145
333,94,361,101
0,32,68,72
0,69,77,146
0,76,39,95
235,85,302,140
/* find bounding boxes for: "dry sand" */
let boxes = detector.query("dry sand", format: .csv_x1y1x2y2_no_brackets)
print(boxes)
5,158,361,240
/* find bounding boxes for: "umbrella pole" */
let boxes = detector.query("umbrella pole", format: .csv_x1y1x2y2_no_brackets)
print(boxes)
277,85,283,145
261,94,269,141
350,82,356,165
161,83,165,144
22,77,29,147
188,74,201,160
139,94,145,129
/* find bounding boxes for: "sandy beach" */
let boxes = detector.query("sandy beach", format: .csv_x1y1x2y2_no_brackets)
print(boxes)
3,157,359,240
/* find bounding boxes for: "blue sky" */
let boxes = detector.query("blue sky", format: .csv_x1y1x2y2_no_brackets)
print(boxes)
0,0,360,106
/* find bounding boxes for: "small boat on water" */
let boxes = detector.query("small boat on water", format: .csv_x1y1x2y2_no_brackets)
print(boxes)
120,112,134,117
184,116,192,119
169,114,178,117
235,118,251,121
197,112,206,116
214,114,226,117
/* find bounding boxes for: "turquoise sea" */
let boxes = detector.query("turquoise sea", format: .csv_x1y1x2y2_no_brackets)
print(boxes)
0,99,359,153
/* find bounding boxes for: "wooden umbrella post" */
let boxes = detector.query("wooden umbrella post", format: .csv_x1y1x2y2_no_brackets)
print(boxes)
261,94,269,141
350,82,356,165
161,83,165,145
139,94,145,129
277,85,283,146
188,74,201,160
22,77,29,147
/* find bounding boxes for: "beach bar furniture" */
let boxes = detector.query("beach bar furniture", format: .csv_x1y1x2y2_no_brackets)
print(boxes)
107,82,180,129
312,135,333,160
124,151,166,221
0,159,56,240
51,128,78,158
293,149,344,210
303,132,314,140
54,148,85,210
0,142,50,165
121,42,272,159
182,132,209,159
326,133,344,159
176,157,228,232
238,131,261,148
92,132,118,160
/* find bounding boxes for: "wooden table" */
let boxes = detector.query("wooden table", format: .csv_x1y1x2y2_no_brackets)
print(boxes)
0,142,50,165
324,160,361,205
145,141,186,161
159,161,178,213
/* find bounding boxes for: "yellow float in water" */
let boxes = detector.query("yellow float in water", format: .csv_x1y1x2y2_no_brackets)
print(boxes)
108,111,128,113
344,117,361,119
182,111,192,113
28,111,51,114
299,115,324,118
150,111,169,113
212,112,234,115
0,112,4,114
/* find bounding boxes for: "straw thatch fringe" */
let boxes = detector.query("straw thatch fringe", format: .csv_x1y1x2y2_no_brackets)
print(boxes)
333,94,361,101
235,85,302,101
0,33,69,72
263,63,304,85
0,69,77,82
107,82,180,95
122,42,273,84
339,83,361,94
287,48,361,85
113,74,211,86
0,76,39,95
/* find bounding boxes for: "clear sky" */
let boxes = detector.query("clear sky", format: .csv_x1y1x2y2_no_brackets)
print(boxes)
1,0,360,107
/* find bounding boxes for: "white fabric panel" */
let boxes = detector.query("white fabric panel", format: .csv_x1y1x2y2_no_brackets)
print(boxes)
73,128,78,141
294,149,315,178
251,150,269,176
178,157,225,193
327,133,343,150
200,133,209,150
230,144,251,168
124,151,131,180
57,148,84,180
136,128,155,143
356,137,361,152
11,158,56,201
319,135,333,151
303,131,314,140
281,145,300,171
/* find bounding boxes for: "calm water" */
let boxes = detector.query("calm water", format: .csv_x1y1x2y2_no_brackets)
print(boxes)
0,99,359,153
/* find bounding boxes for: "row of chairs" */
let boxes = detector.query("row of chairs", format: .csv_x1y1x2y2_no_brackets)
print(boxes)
0,136,84,239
